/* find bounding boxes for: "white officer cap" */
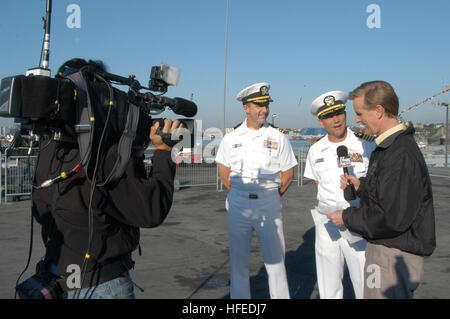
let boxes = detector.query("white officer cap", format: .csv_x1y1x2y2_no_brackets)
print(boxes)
310,90,348,118
236,82,273,104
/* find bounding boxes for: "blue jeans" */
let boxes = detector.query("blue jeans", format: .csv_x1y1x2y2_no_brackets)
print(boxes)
67,273,136,299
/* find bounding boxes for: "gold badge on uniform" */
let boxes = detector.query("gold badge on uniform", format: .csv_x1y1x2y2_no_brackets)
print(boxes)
263,138,278,150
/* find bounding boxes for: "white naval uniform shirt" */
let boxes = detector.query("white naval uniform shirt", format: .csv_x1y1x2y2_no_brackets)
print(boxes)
304,128,375,214
215,121,298,192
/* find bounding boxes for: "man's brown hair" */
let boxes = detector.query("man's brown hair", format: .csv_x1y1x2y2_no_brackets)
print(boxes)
349,81,399,118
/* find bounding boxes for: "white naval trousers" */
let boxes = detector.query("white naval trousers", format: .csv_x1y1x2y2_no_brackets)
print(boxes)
311,209,366,299
226,188,290,299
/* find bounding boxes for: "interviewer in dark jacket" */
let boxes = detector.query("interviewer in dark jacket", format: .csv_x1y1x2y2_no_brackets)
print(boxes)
327,81,436,299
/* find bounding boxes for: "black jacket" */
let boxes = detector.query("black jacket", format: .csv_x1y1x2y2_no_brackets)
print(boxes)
343,123,436,256
32,140,176,287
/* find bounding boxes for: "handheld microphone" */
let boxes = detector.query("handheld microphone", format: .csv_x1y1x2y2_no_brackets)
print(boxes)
336,145,357,200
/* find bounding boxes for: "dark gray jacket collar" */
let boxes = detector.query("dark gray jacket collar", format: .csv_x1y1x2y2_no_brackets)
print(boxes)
377,122,415,149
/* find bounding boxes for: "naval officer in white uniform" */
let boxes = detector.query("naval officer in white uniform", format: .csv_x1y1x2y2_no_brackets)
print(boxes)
303,90,375,299
215,82,297,299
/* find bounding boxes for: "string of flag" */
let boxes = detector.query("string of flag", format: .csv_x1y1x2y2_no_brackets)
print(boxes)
399,87,450,116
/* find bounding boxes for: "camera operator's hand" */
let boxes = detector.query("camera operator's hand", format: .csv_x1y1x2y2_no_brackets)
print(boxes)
150,119,182,151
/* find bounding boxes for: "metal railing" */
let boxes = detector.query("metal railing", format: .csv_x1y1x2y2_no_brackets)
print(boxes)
174,162,220,189
0,148,310,204
1,154,37,203
143,160,220,190
3,137,448,204
296,147,308,186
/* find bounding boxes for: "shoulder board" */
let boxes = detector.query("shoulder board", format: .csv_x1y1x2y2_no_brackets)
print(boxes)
309,135,324,146
269,123,285,133
232,122,243,130
354,130,376,142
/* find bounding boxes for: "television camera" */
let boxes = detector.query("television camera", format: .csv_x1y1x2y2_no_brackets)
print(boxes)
0,0,197,184
0,60,197,183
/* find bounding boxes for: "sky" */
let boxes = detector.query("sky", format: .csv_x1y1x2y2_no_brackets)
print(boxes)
1,0,449,130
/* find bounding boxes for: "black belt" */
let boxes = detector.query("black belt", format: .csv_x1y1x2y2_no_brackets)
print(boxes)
249,193,258,199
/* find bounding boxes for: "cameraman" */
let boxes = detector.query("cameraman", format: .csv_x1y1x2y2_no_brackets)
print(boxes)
31,61,182,299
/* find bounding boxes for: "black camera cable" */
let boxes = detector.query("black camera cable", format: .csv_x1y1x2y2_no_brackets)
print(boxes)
13,136,50,299
33,164,82,190
73,72,114,299
14,202,35,299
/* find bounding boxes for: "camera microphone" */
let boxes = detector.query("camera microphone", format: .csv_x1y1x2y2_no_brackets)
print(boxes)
145,94,197,117
170,98,197,117
336,145,357,200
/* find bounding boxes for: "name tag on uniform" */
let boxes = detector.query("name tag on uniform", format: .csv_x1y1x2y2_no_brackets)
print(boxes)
315,158,324,163
263,139,278,150
232,143,242,148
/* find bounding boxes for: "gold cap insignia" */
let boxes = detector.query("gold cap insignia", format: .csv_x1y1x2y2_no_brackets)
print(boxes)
323,95,336,107
260,86,269,96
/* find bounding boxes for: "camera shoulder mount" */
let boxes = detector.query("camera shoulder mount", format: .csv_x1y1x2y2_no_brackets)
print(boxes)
64,69,140,186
